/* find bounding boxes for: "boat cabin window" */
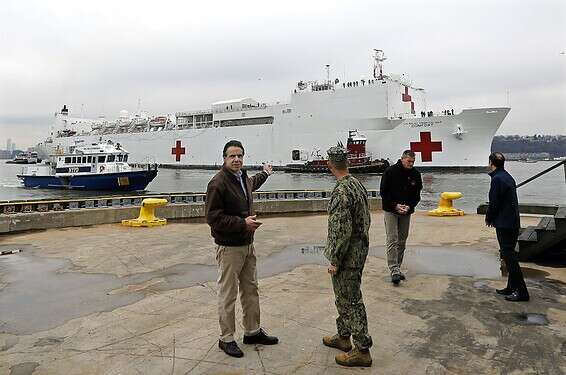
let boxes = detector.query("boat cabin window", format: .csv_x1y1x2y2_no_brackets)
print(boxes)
72,157,77,163
292,150,300,161
107,155,115,162
124,155,128,162
117,154,123,162
87,156,92,163
98,156,105,163
65,157,71,163
82,156,87,163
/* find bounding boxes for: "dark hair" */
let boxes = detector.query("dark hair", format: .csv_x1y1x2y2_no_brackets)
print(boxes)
489,152,505,169
402,150,416,159
223,140,245,157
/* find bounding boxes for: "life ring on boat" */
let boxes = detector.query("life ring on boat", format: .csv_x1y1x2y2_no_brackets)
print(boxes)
99,165,105,172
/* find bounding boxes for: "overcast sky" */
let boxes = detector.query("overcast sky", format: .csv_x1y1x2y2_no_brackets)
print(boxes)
1,0,565,149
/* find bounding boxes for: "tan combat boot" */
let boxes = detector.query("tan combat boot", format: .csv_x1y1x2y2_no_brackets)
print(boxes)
322,334,352,352
335,347,372,367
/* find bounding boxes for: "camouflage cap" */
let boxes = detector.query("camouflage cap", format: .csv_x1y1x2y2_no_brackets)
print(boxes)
327,145,348,163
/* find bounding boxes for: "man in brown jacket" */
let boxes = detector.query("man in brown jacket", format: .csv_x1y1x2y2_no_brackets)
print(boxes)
205,140,279,358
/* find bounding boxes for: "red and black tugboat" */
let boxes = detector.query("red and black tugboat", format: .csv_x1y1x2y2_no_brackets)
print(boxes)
284,131,389,173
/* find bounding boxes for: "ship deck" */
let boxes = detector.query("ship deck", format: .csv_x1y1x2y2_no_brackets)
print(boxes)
1,212,565,374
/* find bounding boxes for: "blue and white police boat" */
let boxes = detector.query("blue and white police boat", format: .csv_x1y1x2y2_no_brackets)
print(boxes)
17,141,158,190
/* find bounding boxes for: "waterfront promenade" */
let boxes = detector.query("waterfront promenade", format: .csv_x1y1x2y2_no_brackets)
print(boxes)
1,212,565,374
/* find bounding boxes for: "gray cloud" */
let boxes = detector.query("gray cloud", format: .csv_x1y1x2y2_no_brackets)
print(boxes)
1,0,565,148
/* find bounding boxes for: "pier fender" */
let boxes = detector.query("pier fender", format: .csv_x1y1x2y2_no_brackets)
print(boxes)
428,192,465,217
121,198,168,227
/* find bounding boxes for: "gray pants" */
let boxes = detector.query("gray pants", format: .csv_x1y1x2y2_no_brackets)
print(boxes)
384,211,411,274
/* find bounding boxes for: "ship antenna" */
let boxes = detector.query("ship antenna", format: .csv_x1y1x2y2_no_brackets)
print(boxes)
373,49,387,80
325,64,330,83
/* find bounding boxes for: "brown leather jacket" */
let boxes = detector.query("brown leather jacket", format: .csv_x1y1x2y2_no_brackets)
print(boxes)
205,166,268,246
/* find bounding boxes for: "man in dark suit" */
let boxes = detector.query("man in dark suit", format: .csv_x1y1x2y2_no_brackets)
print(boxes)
380,150,422,285
486,152,529,302
206,140,279,357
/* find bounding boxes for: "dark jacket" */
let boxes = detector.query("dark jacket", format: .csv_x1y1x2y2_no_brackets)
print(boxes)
205,166,268,246
379,160,422,215
486,168,520,229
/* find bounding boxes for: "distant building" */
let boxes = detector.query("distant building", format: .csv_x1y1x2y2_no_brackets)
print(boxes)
0,149,11,159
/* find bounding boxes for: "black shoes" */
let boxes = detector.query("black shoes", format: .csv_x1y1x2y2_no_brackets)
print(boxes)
496,287,513,296
504,291,530,302
219,340,244,358
220,329,279,358
496,287,529,301
391,273,401,285
243,328,279,345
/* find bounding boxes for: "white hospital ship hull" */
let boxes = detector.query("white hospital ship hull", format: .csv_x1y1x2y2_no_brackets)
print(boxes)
37,52,510,170
40,107,508,170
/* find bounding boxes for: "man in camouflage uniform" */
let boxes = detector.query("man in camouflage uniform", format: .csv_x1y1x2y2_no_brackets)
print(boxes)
322,146,373,367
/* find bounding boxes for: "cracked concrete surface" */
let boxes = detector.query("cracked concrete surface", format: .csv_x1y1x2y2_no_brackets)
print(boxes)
0,212,565,374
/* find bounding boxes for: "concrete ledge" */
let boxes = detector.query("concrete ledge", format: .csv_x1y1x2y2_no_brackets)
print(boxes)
0,197,382,234
476,202,560,216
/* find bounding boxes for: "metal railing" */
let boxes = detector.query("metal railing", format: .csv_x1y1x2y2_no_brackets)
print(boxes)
0,189,380,215
516,160,566,189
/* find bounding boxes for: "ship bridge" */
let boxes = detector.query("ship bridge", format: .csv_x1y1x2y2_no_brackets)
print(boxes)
176,97,276,129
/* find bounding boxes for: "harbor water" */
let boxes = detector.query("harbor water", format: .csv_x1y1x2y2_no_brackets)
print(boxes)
1,161,564,212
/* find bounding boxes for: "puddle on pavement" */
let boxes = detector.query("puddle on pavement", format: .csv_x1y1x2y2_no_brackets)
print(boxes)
0,254,144,335
520,267,550,281
0,243,543,335
495,312,549,326
9,362,40,375
261,244,504,279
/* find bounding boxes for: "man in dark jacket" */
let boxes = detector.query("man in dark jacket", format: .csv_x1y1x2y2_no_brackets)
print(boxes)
379,150,422,285
486,152,529,302
205,140,279,358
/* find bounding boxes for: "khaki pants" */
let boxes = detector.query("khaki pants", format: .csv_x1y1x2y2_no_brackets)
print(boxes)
216,244,260,343
384,211,411,274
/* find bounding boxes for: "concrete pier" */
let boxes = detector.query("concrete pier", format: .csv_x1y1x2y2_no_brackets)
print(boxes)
0,191,381,234
1,212,565,374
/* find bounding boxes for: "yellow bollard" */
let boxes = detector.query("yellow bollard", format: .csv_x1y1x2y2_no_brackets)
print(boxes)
428,192,465,216
122,198,168,227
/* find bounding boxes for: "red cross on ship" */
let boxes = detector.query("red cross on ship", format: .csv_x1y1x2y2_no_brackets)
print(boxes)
410,132,443,162
171,140,186,162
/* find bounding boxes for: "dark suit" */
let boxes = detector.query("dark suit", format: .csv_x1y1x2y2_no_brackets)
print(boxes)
487,168,529,298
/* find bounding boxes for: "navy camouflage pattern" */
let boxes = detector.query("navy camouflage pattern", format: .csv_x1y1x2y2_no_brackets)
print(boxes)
324,175,372,349
324,175,371,267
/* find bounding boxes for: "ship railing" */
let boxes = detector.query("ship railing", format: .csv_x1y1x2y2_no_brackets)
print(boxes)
213,105,270,114
0,189,379,215
176,109,214,117
348,152,372,160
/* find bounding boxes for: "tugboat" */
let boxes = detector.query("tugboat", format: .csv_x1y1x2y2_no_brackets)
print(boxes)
284,131,389,173
6,151,41,164
17,141,158,190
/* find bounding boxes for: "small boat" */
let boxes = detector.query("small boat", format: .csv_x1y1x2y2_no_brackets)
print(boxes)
6,151,41,164
17,141,158,190
284,130,389,173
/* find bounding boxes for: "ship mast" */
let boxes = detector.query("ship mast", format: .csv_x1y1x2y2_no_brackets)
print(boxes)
373,49,386,80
